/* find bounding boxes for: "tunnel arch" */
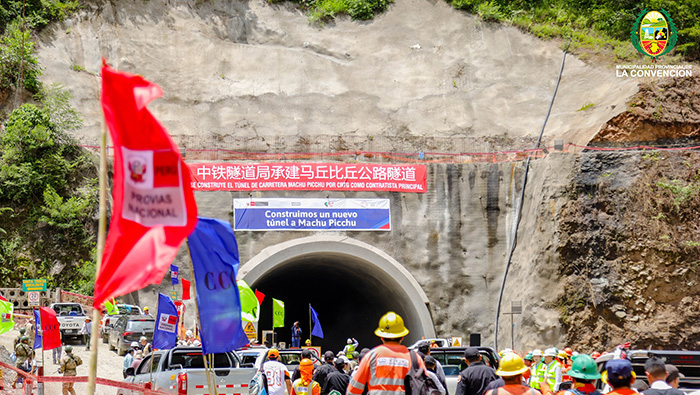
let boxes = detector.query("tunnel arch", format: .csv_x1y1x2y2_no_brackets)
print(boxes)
238,235,435,350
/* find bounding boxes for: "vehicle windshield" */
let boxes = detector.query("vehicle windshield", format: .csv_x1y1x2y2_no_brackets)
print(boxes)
118,306,141,315
170,351,233,369
126,320,154,332
52,305,84,316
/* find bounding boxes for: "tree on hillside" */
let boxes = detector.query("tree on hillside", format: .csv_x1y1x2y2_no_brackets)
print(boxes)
0,84,98,293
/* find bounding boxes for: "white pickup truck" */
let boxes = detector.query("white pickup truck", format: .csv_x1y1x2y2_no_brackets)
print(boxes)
49,302,87,343
119,347,257,395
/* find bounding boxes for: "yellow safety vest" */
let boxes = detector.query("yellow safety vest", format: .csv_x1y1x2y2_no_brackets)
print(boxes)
531,362,547,389
545,361,561,389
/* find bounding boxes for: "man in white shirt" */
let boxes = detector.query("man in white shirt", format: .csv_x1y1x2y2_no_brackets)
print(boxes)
642,357,684,395
264,348,293,395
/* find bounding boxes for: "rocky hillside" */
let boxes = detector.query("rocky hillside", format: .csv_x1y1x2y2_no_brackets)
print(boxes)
557,151,700,351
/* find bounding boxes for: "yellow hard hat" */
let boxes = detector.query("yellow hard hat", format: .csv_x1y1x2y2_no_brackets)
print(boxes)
495,353,529,377
374,311,409,338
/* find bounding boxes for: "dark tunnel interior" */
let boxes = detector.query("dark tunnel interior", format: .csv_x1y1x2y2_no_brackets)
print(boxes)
251,253,421,354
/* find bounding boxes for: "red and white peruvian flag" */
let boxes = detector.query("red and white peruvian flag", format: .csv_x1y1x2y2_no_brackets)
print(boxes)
94,60,198,309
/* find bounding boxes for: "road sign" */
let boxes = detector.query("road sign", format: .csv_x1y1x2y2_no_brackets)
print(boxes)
244,321,256,340
451,336,463,347
27,291,40,306
22,279,47,292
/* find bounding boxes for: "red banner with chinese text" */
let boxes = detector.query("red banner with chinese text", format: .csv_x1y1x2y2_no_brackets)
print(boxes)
188,163,427,193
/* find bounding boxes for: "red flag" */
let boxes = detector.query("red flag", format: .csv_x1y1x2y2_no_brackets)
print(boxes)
254,289,265,305
39,307,61,350
0,295,6,301
94,61,198,308
182,278,191,300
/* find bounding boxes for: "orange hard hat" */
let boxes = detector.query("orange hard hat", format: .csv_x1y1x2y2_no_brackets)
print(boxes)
564,347,573,357
591,351,601,359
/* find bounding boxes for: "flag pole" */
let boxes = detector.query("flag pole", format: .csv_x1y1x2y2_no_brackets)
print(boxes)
87,118,109,395
308,304,312,346
186,240,218,395
149,299,159,386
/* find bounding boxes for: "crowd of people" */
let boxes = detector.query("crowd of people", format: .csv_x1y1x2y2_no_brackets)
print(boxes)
256,312,698,395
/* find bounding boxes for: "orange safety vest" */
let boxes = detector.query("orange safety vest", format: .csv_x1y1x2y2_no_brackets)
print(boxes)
348,343,424,395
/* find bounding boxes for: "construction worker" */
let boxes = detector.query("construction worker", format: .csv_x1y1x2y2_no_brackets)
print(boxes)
293,358,322,395
549,354,600,395
484,353,542,395
603,359,636,395
530,349,546,390
522,353,533,383
542,348,562,392
292,321,302,348
347,311,424,395
60,345,83,395
143,306,153,317
558,351,572,389
343,338,359,358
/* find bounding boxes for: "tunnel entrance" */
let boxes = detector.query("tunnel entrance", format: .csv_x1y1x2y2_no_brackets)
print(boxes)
238,235,434,353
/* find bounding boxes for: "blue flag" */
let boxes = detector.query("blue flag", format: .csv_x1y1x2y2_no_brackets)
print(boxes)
189,217,249,354
153,293,179,350
33,309,42,349
310,305,324,339
171,264,179,285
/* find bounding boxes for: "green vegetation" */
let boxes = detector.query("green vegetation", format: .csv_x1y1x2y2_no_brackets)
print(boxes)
577,103,594,111
0,85,98,291
0,0,80,94
270,0,391,22
446,0,700,62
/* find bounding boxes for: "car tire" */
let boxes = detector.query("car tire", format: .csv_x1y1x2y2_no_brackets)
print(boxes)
117,347,126,356
102,333,109,344
109,341,116,351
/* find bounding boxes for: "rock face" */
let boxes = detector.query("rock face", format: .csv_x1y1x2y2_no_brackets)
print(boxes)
36,0,636,154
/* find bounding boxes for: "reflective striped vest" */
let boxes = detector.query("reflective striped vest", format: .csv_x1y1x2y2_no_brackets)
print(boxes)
545,361,561,389
530,362,547,390
347,344,424,395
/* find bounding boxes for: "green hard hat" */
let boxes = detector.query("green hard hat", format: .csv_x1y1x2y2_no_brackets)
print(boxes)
19,328,26,334
568,355,601,380
524,352,533,361
20,335,29,342
65,345,73,352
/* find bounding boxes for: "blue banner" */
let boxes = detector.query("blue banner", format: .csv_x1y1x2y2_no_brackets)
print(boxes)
171,265,179,285
189,217,249,354
33,309,41,349
233,198,391,231
310,305,324,339
153,293,179,350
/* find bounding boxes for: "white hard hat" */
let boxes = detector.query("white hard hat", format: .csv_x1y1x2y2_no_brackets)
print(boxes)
347,338,353,344
186,330,193,337
130,341,139,348
532,349,543,357
544,348,557,357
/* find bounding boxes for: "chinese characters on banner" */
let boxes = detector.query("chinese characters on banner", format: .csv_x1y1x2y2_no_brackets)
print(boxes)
188,163,427,193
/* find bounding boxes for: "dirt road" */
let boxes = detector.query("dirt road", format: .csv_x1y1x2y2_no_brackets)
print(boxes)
1,326,130,394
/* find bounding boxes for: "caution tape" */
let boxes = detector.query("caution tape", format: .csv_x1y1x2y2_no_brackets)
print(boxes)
0,361,171,394
59,290,94,300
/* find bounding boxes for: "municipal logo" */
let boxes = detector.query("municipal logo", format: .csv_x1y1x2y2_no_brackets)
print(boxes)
631,9,677,62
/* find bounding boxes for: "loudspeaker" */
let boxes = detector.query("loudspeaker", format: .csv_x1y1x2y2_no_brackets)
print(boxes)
469,333,481,347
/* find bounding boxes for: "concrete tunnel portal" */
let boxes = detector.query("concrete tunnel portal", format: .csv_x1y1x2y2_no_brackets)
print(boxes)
238,235,435,352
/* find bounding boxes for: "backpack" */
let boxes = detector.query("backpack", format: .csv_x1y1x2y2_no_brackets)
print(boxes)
249,368,269,395
404,351,441,395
